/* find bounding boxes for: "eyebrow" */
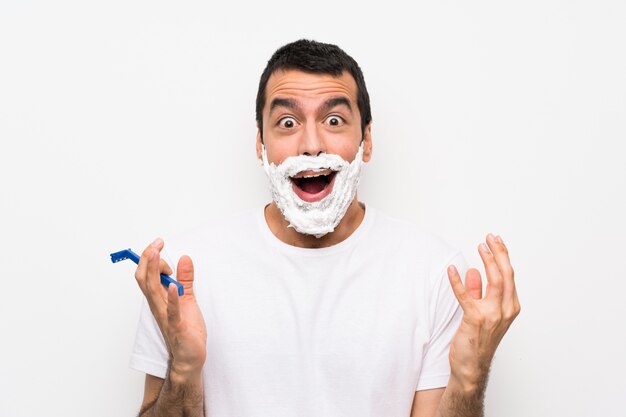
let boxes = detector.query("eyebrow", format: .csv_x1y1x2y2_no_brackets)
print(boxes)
269,98,301,117
319,97,353,115
268,96,353,118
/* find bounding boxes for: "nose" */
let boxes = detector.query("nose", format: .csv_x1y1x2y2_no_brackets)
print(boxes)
298,123,326,156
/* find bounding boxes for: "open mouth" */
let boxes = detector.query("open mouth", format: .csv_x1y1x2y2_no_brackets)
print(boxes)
290,169,337,202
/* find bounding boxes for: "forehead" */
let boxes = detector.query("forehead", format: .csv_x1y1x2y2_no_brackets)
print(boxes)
264,69,358,110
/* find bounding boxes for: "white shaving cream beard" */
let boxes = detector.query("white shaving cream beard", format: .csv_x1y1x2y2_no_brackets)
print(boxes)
261,143,364,238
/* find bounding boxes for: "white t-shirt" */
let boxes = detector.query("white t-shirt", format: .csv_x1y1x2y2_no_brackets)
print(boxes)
131,205,468,417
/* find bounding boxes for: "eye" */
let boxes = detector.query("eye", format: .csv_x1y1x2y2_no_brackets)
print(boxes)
278,117,297,129
325,115,345,127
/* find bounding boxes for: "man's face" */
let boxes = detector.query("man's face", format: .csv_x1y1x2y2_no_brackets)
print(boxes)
256,69,372,176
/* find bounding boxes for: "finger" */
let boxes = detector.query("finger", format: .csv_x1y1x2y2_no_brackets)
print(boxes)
478,238,504,300
167,283,182,329
465,268,483,300
510,290,522,319
146,239,167,311
176,255,196,299
487,234,516,304
134,250,149,293
447,264,473,310
160,258,173,276
135,238,163,293
507,281,522,321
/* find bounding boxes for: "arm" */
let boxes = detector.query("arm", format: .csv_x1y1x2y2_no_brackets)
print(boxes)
410,388,445,417
410,371,487,417
140,374,164,409
411,234,520,417
139,370,204,416
409,379,486,417
134,239,208,416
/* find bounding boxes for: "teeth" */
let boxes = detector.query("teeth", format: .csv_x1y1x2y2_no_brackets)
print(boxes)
290,170,336,179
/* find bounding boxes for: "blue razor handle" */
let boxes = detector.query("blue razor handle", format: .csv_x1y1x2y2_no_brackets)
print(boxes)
110,248,184,296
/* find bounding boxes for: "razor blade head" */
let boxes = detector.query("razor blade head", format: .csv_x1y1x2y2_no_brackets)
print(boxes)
110,249,132,263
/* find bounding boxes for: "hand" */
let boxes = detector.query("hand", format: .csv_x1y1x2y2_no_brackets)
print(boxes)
134,238,207,380
446,233,521,391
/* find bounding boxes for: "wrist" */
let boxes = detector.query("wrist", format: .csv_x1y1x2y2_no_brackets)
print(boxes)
447,374,482,396
439,375,487,417
168,360,204,386
447,364,490,397
449,355,490,389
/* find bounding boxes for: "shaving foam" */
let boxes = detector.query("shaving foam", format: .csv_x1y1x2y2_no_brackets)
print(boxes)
261,144,364,238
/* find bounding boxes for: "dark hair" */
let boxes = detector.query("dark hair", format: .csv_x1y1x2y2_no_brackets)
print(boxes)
255,39,372,141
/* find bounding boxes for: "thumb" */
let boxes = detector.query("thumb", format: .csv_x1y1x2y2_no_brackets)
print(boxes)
176,255,196,298
465,268,483,300
447,264,470,310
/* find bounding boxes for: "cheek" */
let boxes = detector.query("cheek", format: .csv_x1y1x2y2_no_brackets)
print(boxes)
265,144,296,165
333,141,361,162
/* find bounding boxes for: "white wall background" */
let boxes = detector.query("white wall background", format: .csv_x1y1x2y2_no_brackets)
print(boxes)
1,1,625,416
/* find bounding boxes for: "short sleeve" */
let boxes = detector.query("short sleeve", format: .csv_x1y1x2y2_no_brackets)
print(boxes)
129,298,170,378
128,249,176,379
415,251,468,391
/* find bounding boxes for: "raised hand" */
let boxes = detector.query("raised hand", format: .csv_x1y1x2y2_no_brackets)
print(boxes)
134,238,207,381
446,233,521,391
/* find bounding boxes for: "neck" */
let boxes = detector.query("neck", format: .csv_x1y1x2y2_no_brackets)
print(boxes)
264,197,366,249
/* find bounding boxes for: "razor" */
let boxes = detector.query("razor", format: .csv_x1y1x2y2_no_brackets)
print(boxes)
110,248,184,296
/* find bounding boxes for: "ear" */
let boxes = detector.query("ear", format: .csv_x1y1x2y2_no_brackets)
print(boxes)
256,128,263,161
362,123,373,162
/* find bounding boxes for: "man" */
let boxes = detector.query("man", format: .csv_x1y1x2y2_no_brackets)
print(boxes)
130,39,520,417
